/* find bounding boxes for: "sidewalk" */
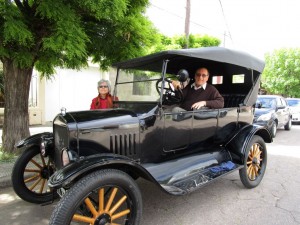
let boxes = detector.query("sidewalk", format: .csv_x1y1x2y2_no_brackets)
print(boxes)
0,125,52,189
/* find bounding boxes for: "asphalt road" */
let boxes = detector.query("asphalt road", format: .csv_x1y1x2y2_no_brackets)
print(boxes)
1,126,300,225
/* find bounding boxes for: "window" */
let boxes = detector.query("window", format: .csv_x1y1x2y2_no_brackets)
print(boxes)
279,98,287,107
133,74,151,95
276,98,282,107
232,74,245,83
212,75,223,84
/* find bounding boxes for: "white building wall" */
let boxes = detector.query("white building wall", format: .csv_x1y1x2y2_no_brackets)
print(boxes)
44,65,113,122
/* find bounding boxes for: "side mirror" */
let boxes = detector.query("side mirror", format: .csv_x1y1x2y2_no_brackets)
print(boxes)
277,105,285,110
256,102,262,108
176,69,189,82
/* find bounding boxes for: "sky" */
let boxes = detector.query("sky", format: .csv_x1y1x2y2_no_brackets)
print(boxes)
146,0,300,60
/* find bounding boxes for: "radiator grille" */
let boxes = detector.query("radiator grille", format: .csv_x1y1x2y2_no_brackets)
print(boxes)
110,133,137,156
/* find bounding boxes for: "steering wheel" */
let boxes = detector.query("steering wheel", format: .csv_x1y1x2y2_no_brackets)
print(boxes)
156,78,183,104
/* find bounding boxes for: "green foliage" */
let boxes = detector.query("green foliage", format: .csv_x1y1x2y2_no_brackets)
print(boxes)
0,0,158,74
149,33,221,53
262,48,300,97
0,145,16,162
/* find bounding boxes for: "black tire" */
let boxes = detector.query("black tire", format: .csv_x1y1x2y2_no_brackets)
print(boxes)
49,169,142,225
239,135,267,189
11,146,56,203
270,122,277,138
284,118,292,130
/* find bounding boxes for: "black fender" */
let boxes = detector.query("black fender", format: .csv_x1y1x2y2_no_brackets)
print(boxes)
48,153,159,190
225,124,272,164
16,132,54,157
16,132,53,148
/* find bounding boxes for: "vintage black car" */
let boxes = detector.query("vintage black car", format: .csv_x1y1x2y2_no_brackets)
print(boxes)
12,47,272,225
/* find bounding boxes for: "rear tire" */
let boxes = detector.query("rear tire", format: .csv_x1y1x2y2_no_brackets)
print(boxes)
239,135,267,189
49,169,142,225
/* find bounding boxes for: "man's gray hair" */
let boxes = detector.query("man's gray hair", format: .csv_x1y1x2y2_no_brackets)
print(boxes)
97,79,111,92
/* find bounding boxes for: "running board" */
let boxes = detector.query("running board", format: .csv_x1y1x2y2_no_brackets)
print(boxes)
161,164,243,195
143,150,243,195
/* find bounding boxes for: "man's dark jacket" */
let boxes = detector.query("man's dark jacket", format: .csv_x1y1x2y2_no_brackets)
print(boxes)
180,83,224,110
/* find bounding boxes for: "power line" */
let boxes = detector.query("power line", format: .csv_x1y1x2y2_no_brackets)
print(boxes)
150,3,232,38
218,0,234,44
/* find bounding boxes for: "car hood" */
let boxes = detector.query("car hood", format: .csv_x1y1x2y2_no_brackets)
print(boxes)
254,108,274,117
54,109,139,131
289,106,300,113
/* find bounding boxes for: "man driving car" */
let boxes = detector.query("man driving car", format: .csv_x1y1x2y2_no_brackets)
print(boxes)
172,67,224,110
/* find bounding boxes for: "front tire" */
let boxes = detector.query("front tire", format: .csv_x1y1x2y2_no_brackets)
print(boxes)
284,118,292,130
49,169,142,225
239,135,267,189
270,122,277,138
11,146,56,203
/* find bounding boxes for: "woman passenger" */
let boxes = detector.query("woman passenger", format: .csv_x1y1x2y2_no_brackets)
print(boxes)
90,79,118,109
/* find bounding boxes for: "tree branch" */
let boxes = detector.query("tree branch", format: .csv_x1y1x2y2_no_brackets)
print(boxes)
14,0,26,14
23,0,30,9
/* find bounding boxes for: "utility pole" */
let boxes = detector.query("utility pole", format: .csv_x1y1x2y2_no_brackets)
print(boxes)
184,0,191,49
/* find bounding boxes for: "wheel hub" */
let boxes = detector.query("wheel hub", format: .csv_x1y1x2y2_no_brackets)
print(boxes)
252,157,258,165
40,166,54,179
94,213,111,225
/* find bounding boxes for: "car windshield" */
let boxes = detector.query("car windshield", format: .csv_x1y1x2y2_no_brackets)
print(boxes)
114,68,175,102
287,99,300,107
256,98,276,109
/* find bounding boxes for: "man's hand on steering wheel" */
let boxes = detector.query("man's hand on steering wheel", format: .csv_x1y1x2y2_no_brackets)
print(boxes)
156,78,183,104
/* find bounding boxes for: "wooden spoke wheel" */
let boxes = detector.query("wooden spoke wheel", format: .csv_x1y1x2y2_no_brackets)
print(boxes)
12,146,56,203
239,135,267,188
246,143,263,181
49,169,142,225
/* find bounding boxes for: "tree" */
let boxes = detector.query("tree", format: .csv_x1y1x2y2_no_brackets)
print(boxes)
149,33,221,53
0,0,158,153
0,62,3,98
262,48,300,97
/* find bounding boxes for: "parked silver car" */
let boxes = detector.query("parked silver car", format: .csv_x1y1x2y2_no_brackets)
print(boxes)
254,95,292,137
286,98,300,124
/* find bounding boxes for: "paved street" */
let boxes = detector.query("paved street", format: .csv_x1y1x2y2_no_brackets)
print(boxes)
1,126,300,225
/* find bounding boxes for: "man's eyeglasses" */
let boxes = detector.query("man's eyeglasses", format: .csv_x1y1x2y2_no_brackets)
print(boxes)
195,73,208,78
99,85,108,88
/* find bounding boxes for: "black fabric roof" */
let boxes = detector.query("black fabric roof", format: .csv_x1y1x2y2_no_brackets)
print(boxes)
112,47,265,74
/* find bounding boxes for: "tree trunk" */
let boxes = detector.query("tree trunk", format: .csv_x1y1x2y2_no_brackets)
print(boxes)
2,58,32,154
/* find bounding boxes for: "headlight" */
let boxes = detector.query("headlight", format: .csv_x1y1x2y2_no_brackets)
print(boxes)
40,141,46,156
61,148,79,167
61,148,70,166
257,112,272,121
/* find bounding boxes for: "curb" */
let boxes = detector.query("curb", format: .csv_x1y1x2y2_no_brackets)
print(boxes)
0,176,12,189
0,160,15,190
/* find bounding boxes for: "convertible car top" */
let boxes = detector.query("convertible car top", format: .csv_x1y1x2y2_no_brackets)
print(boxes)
113,47,265,74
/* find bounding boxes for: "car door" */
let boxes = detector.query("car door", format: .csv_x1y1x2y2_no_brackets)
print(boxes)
280,97,290,125
190,108,219,146
162,108,219,151
162,109,193,151
276,97,289,127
